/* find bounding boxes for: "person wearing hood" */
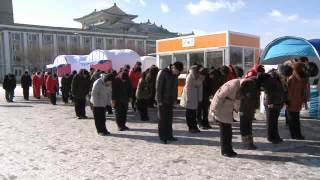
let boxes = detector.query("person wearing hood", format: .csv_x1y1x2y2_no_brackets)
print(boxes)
21,71,32,100
32,72,42,99
91,73,114,136
156,62,184,144
180,65,203,133
210,79,255,157
112,70,133,131
129,62,142,112
286,62,308,140
245,64,265,78
3,73,16,102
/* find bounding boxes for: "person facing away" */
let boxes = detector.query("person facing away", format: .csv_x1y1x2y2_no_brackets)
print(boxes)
156,62,184,144
32,72,42,99
61,73,71,104
72,69,91,119
210,79,255,157
3,73,16,102
112,70,133,131
129,62,142,112
136,69,153,121
90,73,114,136
180,65,203,133
46,73,58,105
21,71,32,100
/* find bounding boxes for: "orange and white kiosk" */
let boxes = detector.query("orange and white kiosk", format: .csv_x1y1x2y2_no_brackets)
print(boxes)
156,31,260,97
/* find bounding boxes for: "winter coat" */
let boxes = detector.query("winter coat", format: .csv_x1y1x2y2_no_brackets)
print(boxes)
210,79,241,124
46,76,58,95
61,76,72,93
262,72,285,109
32,75,42,89
245,64,263,78
112,72,133,104
239,79,260,117
136,77,153,100
71,74,90,99
3,74,16,91
90,78,112,107
180,70,203,110
21,74,32,89
155,67,178,105
129,70,141,89
287,73,307,112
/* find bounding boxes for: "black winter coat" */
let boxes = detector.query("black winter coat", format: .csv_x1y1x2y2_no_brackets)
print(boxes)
155,68,178,105
3,74,16,91
112,77,133,104
20,74,32,88
262,72,285,109
61,76,72,93
71,75,90,99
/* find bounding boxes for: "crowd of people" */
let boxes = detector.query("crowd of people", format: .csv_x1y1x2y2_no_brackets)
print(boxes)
1,56,315,157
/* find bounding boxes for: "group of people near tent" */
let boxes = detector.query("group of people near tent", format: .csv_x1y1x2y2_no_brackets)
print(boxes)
1,56,316,157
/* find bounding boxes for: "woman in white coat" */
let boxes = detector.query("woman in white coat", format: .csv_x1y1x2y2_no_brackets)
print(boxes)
90,73,114,136
180,65,203,133
210,79,256,157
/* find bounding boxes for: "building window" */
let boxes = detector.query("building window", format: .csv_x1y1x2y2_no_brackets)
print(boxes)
174,54,188,73
57,35,67,54
127,39,135,50
146,41,156,55
244,48,254,72
137,40,144,55
106,39,113,50
95,37,104,49
116,39,125,49
159,55,172,69
190,52,204,66
206,51,224,69
57,35,66,42
230,47,243,68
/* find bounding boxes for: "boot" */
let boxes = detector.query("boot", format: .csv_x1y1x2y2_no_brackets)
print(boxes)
242,135,257,150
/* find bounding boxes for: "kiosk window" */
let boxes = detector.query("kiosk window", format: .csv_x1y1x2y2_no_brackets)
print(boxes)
244,48,254,72
174,54,188,73
230,47,243,68
159,55,172,69
190,52,204,67
206,51,223,69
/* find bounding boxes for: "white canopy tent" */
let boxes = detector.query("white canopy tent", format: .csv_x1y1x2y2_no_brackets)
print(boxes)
140,56,157,71
46,55,89,72
87,49,141,71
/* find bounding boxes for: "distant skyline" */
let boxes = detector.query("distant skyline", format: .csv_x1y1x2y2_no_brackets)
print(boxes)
12,0,320,47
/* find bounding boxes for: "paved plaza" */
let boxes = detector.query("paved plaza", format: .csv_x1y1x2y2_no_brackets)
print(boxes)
0,86,319,180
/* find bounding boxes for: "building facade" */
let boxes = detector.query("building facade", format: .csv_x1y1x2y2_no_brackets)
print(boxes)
0,2,177,81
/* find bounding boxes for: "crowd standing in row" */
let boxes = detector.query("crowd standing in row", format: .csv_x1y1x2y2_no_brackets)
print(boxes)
2,57,315,157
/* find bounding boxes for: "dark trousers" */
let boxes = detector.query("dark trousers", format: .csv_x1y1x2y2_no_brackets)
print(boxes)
186,109,198,130
219,122,233,153
93,107,108,133
49,93,57,105
240,114,253,136
158,104,173,141
137,99,149,120
115,102,128,128
74,98,86,117
23,87,29,100
42,85,46,97
132,88,137,110
106,105,113,114
5,90,14,102
62,90,69,103
287,111,303,138
197,100,210,126
265,107,281,141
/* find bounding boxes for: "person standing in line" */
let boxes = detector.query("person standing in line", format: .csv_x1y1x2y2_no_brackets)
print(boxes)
61,73,71,104
69,70,77,103
136,69,153,121
42,72,48,97
32,72,42,99
21,71,32,100
210,79,255,157
180,65,203,133
286,63,308,140
148,65,159,108
3,73,16,102
112,70,133,131
72,69,91,119
129,62,142,112
46,73,58,105
91,73,114,136
156,62,184,144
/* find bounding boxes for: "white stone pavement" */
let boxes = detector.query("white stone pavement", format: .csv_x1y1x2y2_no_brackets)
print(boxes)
0,86,319,180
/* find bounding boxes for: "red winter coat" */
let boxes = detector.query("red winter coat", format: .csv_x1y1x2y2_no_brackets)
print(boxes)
46,76,58,95
32,75,42,97
129,70,141,89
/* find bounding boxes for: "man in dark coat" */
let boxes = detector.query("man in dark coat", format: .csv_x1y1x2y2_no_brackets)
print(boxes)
61,73,72,104
156,62,183,144
72,69,91,119
20,71,32,100
112,70,133,131
3,73,16,102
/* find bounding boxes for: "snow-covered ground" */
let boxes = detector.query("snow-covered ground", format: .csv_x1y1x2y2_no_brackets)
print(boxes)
0,86,319,180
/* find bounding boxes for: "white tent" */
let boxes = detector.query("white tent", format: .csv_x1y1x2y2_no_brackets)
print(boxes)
46,55,89,71
140,56,157,71
87,49,141,71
